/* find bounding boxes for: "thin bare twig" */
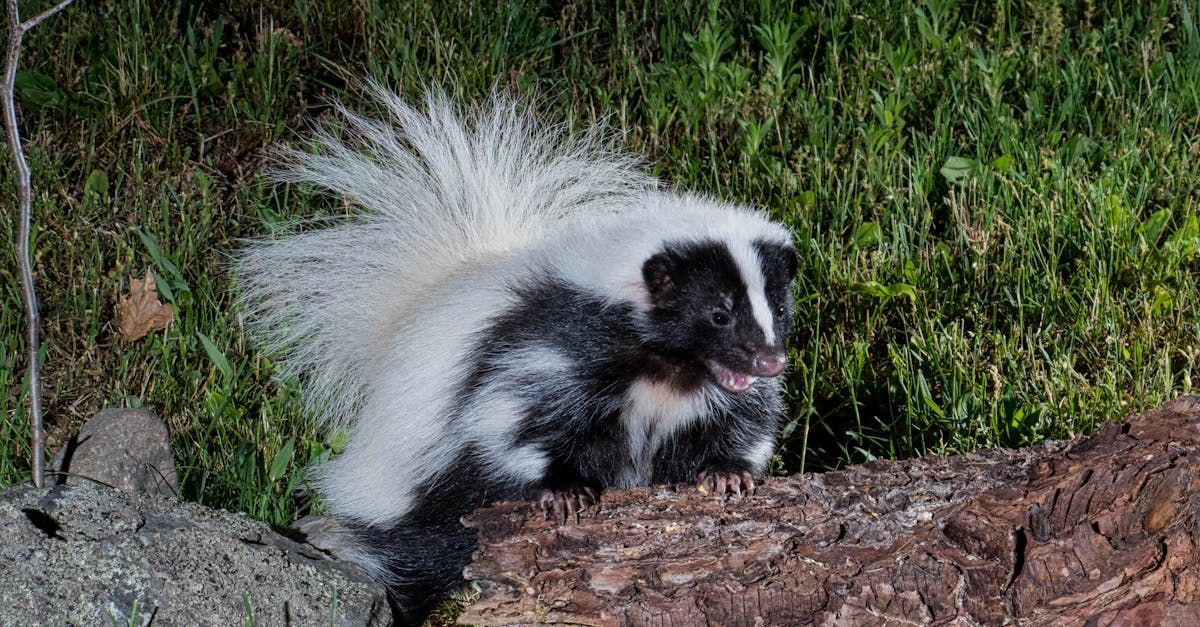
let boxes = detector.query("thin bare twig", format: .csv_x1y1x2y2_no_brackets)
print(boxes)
20,0,72,31
3,0,75,489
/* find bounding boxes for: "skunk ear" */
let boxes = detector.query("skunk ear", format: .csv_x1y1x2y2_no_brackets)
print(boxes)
783,246,799,280
642,251,678,305
759,243,799,282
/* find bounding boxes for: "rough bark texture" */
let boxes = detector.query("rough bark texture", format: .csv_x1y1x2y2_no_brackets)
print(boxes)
461,397,1200,626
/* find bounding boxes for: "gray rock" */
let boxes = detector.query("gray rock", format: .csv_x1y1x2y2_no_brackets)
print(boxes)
291,515,363,558
51,408,178,496
0,482,391,626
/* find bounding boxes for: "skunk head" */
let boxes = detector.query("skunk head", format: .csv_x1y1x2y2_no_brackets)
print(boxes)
641,238,798,393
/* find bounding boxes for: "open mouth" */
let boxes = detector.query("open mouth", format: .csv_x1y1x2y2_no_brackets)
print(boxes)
705,360,758,393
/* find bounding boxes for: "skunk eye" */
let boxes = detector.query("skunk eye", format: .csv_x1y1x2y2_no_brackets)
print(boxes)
710,311,732,327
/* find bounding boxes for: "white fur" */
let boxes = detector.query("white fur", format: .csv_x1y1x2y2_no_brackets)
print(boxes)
545,194,789,313
746,436,777,473
468,345,573,482
502,444,552,483
727,238,776,345
619,377,719,487
313,267,517,523
234,86,652,429
234,89,793,526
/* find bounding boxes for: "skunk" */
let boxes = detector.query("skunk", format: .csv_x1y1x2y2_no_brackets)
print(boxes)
234,86,798,624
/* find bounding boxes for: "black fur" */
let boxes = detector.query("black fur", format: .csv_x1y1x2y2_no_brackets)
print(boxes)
354,237,797,624
645,239,796,376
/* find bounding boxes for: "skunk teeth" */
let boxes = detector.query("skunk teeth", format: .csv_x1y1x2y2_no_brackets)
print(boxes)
706,360,758,393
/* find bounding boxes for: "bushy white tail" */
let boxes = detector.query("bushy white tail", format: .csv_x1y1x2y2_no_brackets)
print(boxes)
233,86,654,427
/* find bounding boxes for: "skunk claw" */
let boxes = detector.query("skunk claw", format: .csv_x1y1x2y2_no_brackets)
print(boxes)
538,487,600,525
697,470,757,497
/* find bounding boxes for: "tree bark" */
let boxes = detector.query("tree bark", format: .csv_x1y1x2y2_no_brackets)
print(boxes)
460,397,1200,626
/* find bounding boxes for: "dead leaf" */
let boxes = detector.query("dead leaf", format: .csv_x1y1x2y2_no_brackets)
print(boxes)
118,270,173,342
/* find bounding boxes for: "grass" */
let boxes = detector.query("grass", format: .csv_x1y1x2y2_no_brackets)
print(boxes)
1,0,1198,544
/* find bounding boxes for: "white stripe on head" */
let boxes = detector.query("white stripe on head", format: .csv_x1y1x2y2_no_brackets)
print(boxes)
726,238,775,345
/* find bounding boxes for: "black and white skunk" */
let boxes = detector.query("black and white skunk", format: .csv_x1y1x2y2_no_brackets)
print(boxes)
234,86,798,624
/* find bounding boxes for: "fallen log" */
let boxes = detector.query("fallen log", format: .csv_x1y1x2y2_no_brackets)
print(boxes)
460,397,1200,625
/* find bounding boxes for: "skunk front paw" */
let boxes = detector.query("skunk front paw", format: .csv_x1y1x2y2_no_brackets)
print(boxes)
538,486,600,524
696,469,757,497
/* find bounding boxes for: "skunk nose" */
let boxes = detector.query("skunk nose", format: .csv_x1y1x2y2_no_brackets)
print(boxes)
751,352,787,377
